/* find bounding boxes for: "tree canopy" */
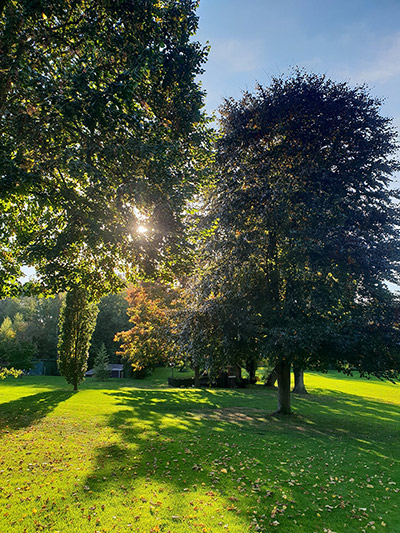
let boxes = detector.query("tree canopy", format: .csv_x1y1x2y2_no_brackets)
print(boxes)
0,0,210,297
181,72,400,413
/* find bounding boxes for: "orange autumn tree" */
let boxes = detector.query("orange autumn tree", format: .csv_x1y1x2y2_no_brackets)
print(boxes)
115,282,182,376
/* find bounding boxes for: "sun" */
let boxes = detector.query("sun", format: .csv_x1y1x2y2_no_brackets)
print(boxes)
137,225,148,234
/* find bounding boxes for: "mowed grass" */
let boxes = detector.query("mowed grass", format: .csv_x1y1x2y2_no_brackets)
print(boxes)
0,370,399,533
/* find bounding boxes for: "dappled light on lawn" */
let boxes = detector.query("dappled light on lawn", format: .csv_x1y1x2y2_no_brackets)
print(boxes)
0,371,399,531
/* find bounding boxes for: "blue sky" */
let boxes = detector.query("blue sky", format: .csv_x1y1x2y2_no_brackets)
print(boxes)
196,0,400,139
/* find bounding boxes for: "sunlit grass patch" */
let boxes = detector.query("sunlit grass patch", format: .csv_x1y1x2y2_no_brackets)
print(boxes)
305,370,400,405
0,371,399,532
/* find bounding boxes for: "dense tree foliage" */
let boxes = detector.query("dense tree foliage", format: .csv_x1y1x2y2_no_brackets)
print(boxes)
0,0,210,297
116,282,181,376
177,270,260,380
0,291,131,366
1,1,210,385
181,72,400,413
0,314,37,370
57,288,98,390
90,292,131,364
0,295,63,359
0,213,22,298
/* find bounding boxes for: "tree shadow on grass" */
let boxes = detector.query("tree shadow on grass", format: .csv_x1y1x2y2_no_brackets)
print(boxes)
292,389,400,469
73,386,399,533
0,390,75,433
296,388,400,426
81,389,281,525
100,385,400,461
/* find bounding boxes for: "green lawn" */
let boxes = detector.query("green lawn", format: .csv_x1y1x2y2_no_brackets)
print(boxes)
0,371,399,532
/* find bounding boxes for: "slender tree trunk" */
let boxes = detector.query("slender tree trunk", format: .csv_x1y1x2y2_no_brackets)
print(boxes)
73,382,78,391
235,365,242,380
194,365,200,388
275,360,291,414
292,365,307,394
264,366,278,387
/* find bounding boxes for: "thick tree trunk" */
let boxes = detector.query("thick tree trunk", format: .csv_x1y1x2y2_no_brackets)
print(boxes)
194,366,200,388
275,360,292,414
246,359,257,384
292,365,307,394
264,366,278,387
73,382,78,391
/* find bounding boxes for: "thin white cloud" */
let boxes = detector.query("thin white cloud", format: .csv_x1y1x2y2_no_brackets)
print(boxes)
210,38,262,74
351,32,400,84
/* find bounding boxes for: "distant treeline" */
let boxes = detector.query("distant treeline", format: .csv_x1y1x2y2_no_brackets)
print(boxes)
0,292,131,370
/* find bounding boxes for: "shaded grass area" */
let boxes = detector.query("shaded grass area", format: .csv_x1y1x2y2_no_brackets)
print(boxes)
0,372,399,532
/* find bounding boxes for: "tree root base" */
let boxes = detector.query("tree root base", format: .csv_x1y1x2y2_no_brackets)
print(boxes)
272,409,293,416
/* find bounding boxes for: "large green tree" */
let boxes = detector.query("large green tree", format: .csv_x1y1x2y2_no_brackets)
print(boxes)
183,72,400,413
177,264,261,382
1,1,210,381
0,0,210,296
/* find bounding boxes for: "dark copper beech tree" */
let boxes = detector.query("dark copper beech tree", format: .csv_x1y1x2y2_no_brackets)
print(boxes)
182,71,400,414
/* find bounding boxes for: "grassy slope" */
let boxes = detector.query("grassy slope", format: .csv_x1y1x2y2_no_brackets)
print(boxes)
0,371,398,533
